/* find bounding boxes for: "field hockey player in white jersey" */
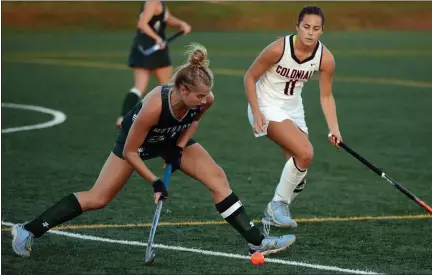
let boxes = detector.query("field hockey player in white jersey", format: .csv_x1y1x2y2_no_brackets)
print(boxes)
244,5,343,232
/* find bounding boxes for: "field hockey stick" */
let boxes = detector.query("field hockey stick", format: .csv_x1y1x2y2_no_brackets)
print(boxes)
144,164,172,265
138,31,184,56
339,142,432,214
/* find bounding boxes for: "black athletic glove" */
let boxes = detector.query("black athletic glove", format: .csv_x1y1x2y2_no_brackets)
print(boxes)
164,145,183,173
152,178,168,202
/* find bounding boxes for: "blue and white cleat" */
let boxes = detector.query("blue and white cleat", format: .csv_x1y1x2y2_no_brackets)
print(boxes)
262,200,298,230
248,234,296,256
11,224,33,257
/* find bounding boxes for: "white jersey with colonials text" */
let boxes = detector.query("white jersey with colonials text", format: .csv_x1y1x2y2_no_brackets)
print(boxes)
256,34,323,112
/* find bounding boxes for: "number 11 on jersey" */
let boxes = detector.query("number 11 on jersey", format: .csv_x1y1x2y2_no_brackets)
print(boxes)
284,80,297,96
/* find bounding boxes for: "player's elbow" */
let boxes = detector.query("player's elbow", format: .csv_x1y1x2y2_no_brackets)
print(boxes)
243,70,257,89
122,150,129,161
122,148,135,162
137,21,151,34
189,121,199,132
136,19,144,30
243,70,253,83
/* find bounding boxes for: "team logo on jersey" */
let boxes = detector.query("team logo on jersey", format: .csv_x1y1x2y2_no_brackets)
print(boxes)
148,124,192,143
153,124,191,135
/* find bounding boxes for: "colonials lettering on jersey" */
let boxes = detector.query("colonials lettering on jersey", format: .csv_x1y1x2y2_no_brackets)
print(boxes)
275,65,315,80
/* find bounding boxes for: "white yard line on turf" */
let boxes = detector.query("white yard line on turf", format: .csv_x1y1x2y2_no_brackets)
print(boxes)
1,103,66,134
2,221,382,274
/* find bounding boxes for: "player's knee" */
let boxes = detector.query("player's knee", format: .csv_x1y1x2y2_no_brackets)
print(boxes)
207,166,231,194
297,146,314,168
214,166,229,187
90,195,111,210
82,191,112,210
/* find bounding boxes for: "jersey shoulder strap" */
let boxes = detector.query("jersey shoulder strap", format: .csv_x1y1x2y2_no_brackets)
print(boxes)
159,84,173,124
275,34,292,65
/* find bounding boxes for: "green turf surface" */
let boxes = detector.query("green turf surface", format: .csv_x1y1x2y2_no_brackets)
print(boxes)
2,30,432,274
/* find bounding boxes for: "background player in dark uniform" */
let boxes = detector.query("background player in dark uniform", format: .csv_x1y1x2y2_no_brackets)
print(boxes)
12,43,296,258
116,0,192,128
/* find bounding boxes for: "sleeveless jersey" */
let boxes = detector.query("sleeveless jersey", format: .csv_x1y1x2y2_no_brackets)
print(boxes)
135,1,167,46
120,85,201,151
256,34,323,110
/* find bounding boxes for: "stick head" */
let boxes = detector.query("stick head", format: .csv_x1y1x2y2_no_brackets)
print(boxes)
143,45,161,56
144,250,156,265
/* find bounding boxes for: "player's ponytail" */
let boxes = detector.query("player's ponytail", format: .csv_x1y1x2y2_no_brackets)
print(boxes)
186,43,210,68
172,43,214,91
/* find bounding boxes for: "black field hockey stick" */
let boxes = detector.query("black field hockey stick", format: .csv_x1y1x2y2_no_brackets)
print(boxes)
138,31,184,56
339,142,432,214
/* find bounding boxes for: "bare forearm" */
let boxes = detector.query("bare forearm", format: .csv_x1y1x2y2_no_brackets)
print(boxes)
138,23,161,41
320,95,339,132
177,122,198,148
166,15,184,28
123,152,157,183
244,75,260,113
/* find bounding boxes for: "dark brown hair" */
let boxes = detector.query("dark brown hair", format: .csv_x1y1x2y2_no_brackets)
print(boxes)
298,5,325,26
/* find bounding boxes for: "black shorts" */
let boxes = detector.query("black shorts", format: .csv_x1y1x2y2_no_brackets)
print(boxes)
112,137,197,161
127,43,172,69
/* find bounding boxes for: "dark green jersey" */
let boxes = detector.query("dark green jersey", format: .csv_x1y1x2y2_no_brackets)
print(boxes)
120,85,201,151
135,1,167,46
128,1,171,69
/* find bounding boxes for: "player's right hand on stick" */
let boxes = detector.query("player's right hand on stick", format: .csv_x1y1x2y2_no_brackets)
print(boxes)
152,178,168,204
253,111,266,134
155,37,166,50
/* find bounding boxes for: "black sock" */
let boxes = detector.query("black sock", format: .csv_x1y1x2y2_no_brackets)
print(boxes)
121,92,140,116
24,193,83,238
215,192,264,246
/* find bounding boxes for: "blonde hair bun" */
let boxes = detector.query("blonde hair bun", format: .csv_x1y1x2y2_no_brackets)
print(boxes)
185,43,209,68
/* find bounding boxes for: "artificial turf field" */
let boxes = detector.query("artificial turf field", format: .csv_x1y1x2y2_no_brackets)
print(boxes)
2,29,432,274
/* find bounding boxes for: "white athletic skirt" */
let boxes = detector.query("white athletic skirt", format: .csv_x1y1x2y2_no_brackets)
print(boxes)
247,103,308,137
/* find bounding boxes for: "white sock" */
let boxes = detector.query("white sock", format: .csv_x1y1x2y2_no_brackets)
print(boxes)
130,87,142,97
272,158,307,204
